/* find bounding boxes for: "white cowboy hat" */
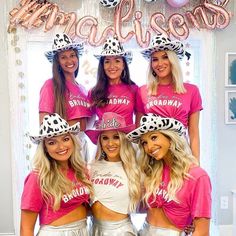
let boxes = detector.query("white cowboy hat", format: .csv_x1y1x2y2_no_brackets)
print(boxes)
141,35,190,60
126,113,186,143
29,113,80,144
45,33,84,63
94,35,133,64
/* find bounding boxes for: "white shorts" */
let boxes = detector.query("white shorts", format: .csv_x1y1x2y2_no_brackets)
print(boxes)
139,220,185,236
37,218,88,236
91,217,137,236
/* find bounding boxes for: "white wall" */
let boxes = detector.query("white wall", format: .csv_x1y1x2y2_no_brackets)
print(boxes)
1,0,236,234
215,18,236,225
0,1,15,234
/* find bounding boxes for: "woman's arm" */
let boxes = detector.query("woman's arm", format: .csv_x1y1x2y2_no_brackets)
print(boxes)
188,111,200,161
20,210,38,236
135,112,144,127
192,217,210,236
68,118,87,131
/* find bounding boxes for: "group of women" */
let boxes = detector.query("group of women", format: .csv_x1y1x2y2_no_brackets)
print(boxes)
20,32,212,236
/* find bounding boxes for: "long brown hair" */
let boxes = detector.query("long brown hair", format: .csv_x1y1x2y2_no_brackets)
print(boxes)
52,49,79,119
90,56,135,107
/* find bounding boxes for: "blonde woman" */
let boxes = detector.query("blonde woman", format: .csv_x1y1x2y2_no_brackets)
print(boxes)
127,114,211,236
20,113,93,236
136,35,202,160
85,112,141,235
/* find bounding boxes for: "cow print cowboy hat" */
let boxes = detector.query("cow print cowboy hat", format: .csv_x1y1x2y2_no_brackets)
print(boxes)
29,113,80,144
45,33,84,63
140,35,191,60
94,35,133,64
126,113,186,143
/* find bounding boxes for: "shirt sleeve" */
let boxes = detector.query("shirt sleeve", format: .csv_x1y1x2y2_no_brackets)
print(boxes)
21,172,44,213
190,174,212,219
135,86,145,113
87,89,96,114
39,79,54,113
189,85,203,114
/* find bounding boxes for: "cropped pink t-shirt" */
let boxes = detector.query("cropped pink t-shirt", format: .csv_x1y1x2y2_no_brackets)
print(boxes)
39,79,92,121
147,165,211,230
21,169,90,225
136,83,202,127
89,83,138,125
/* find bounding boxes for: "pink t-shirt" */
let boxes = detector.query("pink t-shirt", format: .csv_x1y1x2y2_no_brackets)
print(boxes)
21,169,90,225
39,79,92,121
147,165,211,230
89,83,138,125
136,83,203,127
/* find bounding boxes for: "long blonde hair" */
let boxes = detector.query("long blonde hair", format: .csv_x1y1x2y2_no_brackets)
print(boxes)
139,130,198,205
147,51,186,95
95,131,141,212
33,134,93,210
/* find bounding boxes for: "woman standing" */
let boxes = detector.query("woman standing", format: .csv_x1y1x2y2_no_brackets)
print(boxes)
127,113,211,236
85,112,141,235
136,35,202,160
89,35,139,126
40,33,91,130
20,113,93,236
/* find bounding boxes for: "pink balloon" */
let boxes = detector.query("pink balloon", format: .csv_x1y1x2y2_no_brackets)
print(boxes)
44,4,59,32
75,15,115,46
9,1,36,26
64,12,77,35
150,12,169,38
133,11,151,48
21,3,51,29
204,2,230,29
166,0,189,8
168,13,189,40
192,5,216,30
114,0,135,43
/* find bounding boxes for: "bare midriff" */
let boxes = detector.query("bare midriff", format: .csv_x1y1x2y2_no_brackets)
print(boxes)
49,204,87,226
92,201,128,221
147,207,181,232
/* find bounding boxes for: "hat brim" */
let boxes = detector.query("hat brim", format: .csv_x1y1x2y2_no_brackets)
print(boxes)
126,117,185,143
140,41,185,60
85,124,135,144
45,43,84,63
94,51,133,64
29,122,80,144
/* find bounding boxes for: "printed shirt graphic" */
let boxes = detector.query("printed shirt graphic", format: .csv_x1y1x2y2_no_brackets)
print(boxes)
147,165,212,230
21,169,90,225
89,83,138,125
89,159,130,214
39,79,92,121
136,83,202,127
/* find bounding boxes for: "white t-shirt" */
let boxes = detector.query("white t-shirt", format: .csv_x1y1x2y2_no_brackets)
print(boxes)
89,159,130,214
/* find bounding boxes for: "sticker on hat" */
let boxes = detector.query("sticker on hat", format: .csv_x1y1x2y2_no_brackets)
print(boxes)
85,112,135,144
126,113,186,143
94,35,133,64
29,113,80,144
45,33,84,63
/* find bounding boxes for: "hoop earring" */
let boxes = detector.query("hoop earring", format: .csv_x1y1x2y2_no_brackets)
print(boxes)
149,157,154,166
100,150,107,160
59,66,62,73
152,70,157,77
